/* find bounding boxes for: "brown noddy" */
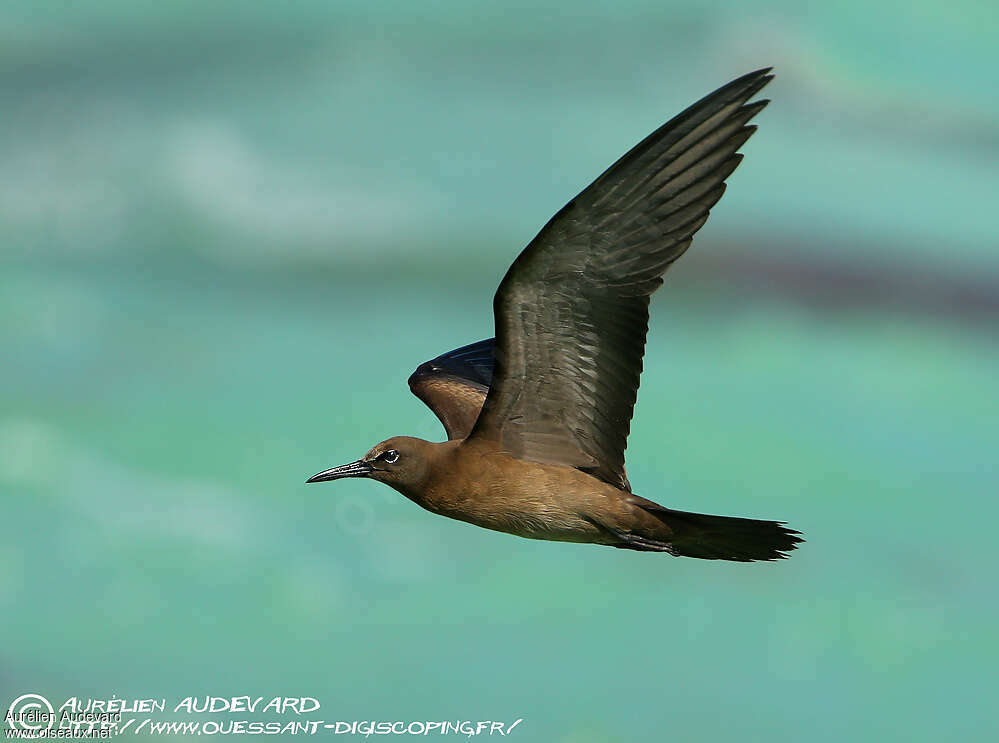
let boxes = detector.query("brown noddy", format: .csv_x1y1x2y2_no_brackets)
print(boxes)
309,68,802,561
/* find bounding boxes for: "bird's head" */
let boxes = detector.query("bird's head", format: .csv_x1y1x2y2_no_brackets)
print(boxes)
306,436,435,495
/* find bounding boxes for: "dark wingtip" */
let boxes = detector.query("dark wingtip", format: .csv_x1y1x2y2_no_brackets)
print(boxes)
725,68,775,107
732,66,774,87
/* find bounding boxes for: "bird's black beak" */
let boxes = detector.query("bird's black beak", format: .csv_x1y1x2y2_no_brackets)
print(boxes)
306,459,373,483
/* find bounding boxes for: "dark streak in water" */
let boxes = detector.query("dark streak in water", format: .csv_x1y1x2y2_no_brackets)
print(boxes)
687,241,999,326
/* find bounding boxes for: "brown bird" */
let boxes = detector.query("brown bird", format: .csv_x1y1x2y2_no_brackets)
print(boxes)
308,68,802,561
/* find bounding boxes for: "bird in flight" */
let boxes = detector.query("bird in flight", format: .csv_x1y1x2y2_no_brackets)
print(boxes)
309,68,802,561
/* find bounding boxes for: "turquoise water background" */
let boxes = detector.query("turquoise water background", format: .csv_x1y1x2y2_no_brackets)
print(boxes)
2,2,997,740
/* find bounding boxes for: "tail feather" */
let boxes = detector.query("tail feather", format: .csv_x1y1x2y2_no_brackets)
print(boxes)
637,504,803,562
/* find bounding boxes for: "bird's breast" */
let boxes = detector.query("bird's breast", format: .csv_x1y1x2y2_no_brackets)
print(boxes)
418,449,622,544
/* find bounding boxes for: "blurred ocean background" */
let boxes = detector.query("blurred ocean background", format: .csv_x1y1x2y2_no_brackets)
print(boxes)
2,1,997,740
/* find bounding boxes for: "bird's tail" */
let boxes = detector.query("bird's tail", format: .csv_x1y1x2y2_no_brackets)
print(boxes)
623,502,803,561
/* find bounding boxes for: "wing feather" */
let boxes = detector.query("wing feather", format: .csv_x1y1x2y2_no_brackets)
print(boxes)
408,339,495,440
469,69,773,490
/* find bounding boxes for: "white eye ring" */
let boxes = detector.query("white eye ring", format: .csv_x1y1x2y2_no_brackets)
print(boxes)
382,449,400,464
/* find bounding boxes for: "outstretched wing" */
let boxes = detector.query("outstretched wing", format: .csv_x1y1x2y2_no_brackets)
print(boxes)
408,338,495,440
469,69,773,490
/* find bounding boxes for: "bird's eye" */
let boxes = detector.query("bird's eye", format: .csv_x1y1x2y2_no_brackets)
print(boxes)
380,449,400,464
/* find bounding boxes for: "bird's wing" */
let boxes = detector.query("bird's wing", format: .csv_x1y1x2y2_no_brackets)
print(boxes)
468,69,773,490
408,338,496,440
